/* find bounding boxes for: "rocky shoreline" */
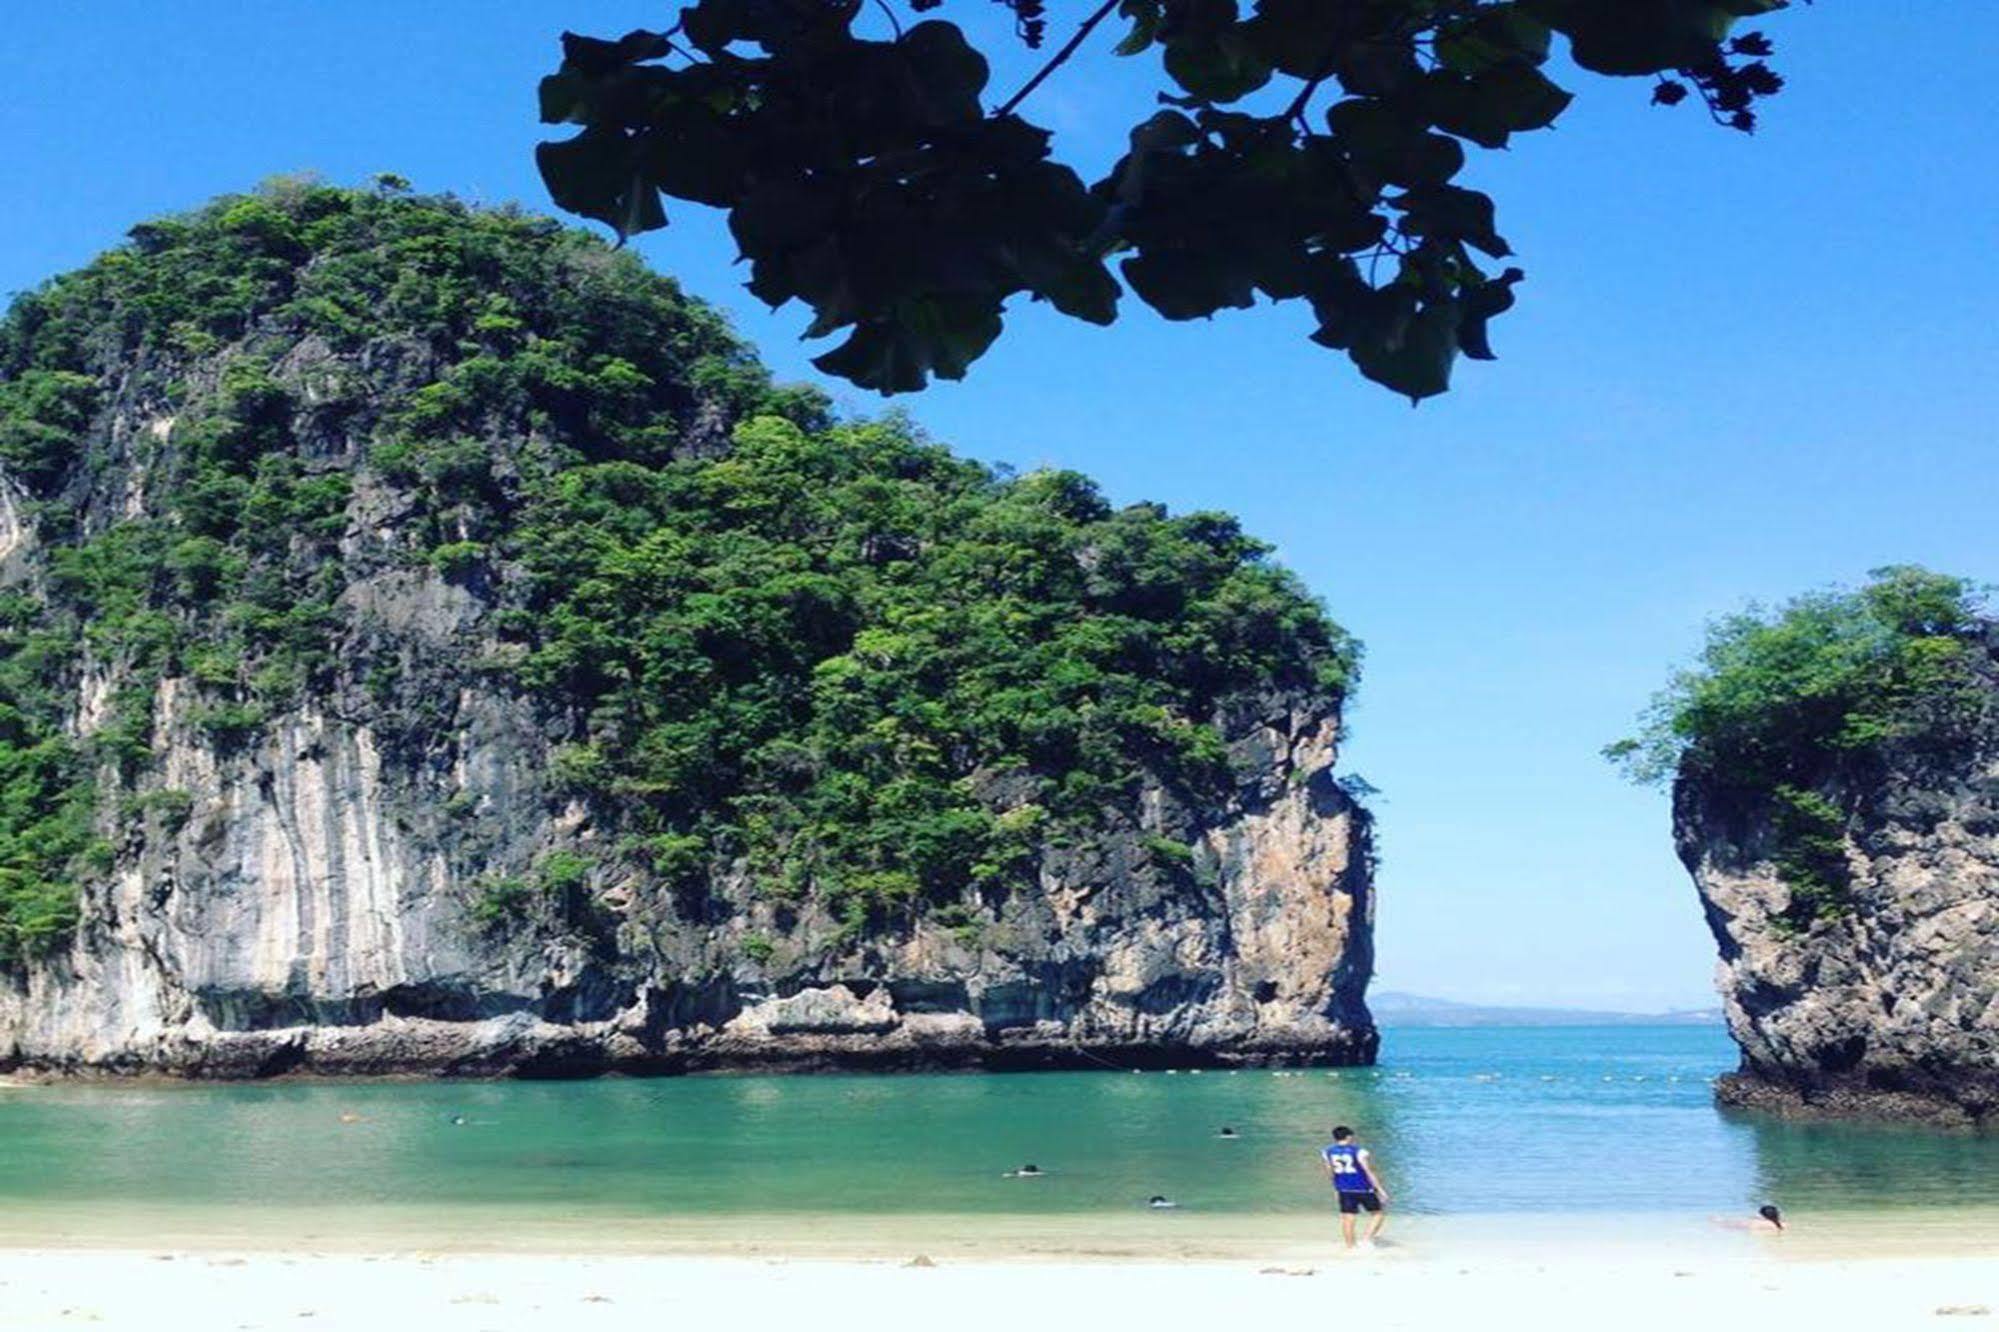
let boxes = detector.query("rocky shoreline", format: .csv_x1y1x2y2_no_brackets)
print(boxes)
1713,1069,1996,1130
2,964,1380,1080
0,1019,1378,1081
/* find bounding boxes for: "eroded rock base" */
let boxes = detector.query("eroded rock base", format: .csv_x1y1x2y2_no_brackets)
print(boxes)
2,1018,1378,1080
1715,1070,1998,1129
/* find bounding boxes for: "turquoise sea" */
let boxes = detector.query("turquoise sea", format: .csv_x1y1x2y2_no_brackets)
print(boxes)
3,1026,1995,1253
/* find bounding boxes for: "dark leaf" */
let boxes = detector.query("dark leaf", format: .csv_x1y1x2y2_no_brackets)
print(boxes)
558,29,672,77
902,294,1005,380
1114,0,1165,55
1129,109,1203,152
811,296,1003,392
1163,31,1272,103
1327,99,1465,187
1435,6,1553,74
1120,247,1257,320
1329,35,1422,98
638,102,752,208
1420,65,1572,149
1474,62,1573,133
1397,185,1510,259
898,21,990,124
729,178,837,256
1350,298,1460,402
1458,266,1523,360
536,128,667,240
1526,0,1782,76
1043,263,1122,324
538,72,591,125
679,0,844,56
1301,255,1371,350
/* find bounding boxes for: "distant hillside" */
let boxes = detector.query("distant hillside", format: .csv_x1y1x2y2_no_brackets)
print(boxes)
1370,992,1723,1028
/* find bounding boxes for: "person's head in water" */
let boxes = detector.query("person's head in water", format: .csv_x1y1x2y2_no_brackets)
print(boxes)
1759,1204,1783,1230
1331,1125,1355,1143
1218,1126,1238,1138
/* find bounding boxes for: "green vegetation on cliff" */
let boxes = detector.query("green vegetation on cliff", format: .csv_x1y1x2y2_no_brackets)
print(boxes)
0,180,1357,958
1610,565,1989,924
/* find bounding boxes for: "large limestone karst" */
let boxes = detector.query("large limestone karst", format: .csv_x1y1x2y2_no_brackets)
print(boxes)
0,182,1375,1076
1628,569,1999,1125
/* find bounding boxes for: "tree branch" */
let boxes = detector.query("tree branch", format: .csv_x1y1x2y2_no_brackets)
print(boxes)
994,0,1121,118
1285,73,1331,126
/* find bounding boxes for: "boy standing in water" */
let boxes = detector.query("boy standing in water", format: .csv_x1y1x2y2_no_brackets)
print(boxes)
1321,1125,1390,1249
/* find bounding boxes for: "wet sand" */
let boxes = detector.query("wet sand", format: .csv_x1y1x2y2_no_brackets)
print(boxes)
3,1199,1998,1262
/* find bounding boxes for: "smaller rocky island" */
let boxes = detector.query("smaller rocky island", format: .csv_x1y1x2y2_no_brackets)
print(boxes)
0,184,1376,1077
1615,567,1999,1126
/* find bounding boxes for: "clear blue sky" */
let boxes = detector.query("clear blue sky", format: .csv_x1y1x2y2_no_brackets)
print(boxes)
5,5,1995,1011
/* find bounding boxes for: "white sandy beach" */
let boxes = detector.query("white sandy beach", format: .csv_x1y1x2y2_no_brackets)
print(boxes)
2,1208,1996,1332
0,1244,1993,1332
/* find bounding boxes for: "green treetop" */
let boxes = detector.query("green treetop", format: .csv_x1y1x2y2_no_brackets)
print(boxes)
1609,566,1990,927
1608,566,1990,791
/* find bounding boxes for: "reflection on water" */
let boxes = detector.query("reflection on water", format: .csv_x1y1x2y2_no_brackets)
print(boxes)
1,1026,1994,1237
1741,1111,1999,1212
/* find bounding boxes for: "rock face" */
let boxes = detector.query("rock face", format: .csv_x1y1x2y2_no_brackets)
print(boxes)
0,187,1375,1077
1676,646,1999,1126
0,678,1373,1076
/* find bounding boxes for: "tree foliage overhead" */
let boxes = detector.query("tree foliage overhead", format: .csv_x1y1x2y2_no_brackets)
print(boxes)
0,182,1357,957
537,0,1791,398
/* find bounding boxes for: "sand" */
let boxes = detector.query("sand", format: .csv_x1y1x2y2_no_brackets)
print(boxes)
0,1246,1990,1332
0,1228,1993,1332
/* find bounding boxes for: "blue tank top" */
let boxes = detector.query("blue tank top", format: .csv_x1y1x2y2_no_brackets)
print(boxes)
1322,1142,1370,1193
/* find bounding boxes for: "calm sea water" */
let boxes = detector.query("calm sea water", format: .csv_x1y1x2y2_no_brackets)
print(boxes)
2,1026,1994,1233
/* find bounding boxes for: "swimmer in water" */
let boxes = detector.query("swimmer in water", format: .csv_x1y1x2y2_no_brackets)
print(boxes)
448,1113,468,1125
1003,1164,1044,1178
1712,1204,1784,1232
1217,1126,1239,1139
1147,1195,1179,1209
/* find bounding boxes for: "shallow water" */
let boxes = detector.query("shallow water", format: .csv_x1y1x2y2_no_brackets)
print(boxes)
2,1026,1995,1251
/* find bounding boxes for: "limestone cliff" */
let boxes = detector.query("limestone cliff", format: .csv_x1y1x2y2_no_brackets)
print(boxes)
0,680,1372,1076
0,184,1375,1076
1675,627,1999,1126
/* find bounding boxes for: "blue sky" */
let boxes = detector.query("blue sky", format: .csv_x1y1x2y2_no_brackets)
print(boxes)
5,5,1995,1011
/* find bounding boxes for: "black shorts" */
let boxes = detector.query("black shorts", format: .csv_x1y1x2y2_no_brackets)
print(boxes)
1336,1190,1382,1214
